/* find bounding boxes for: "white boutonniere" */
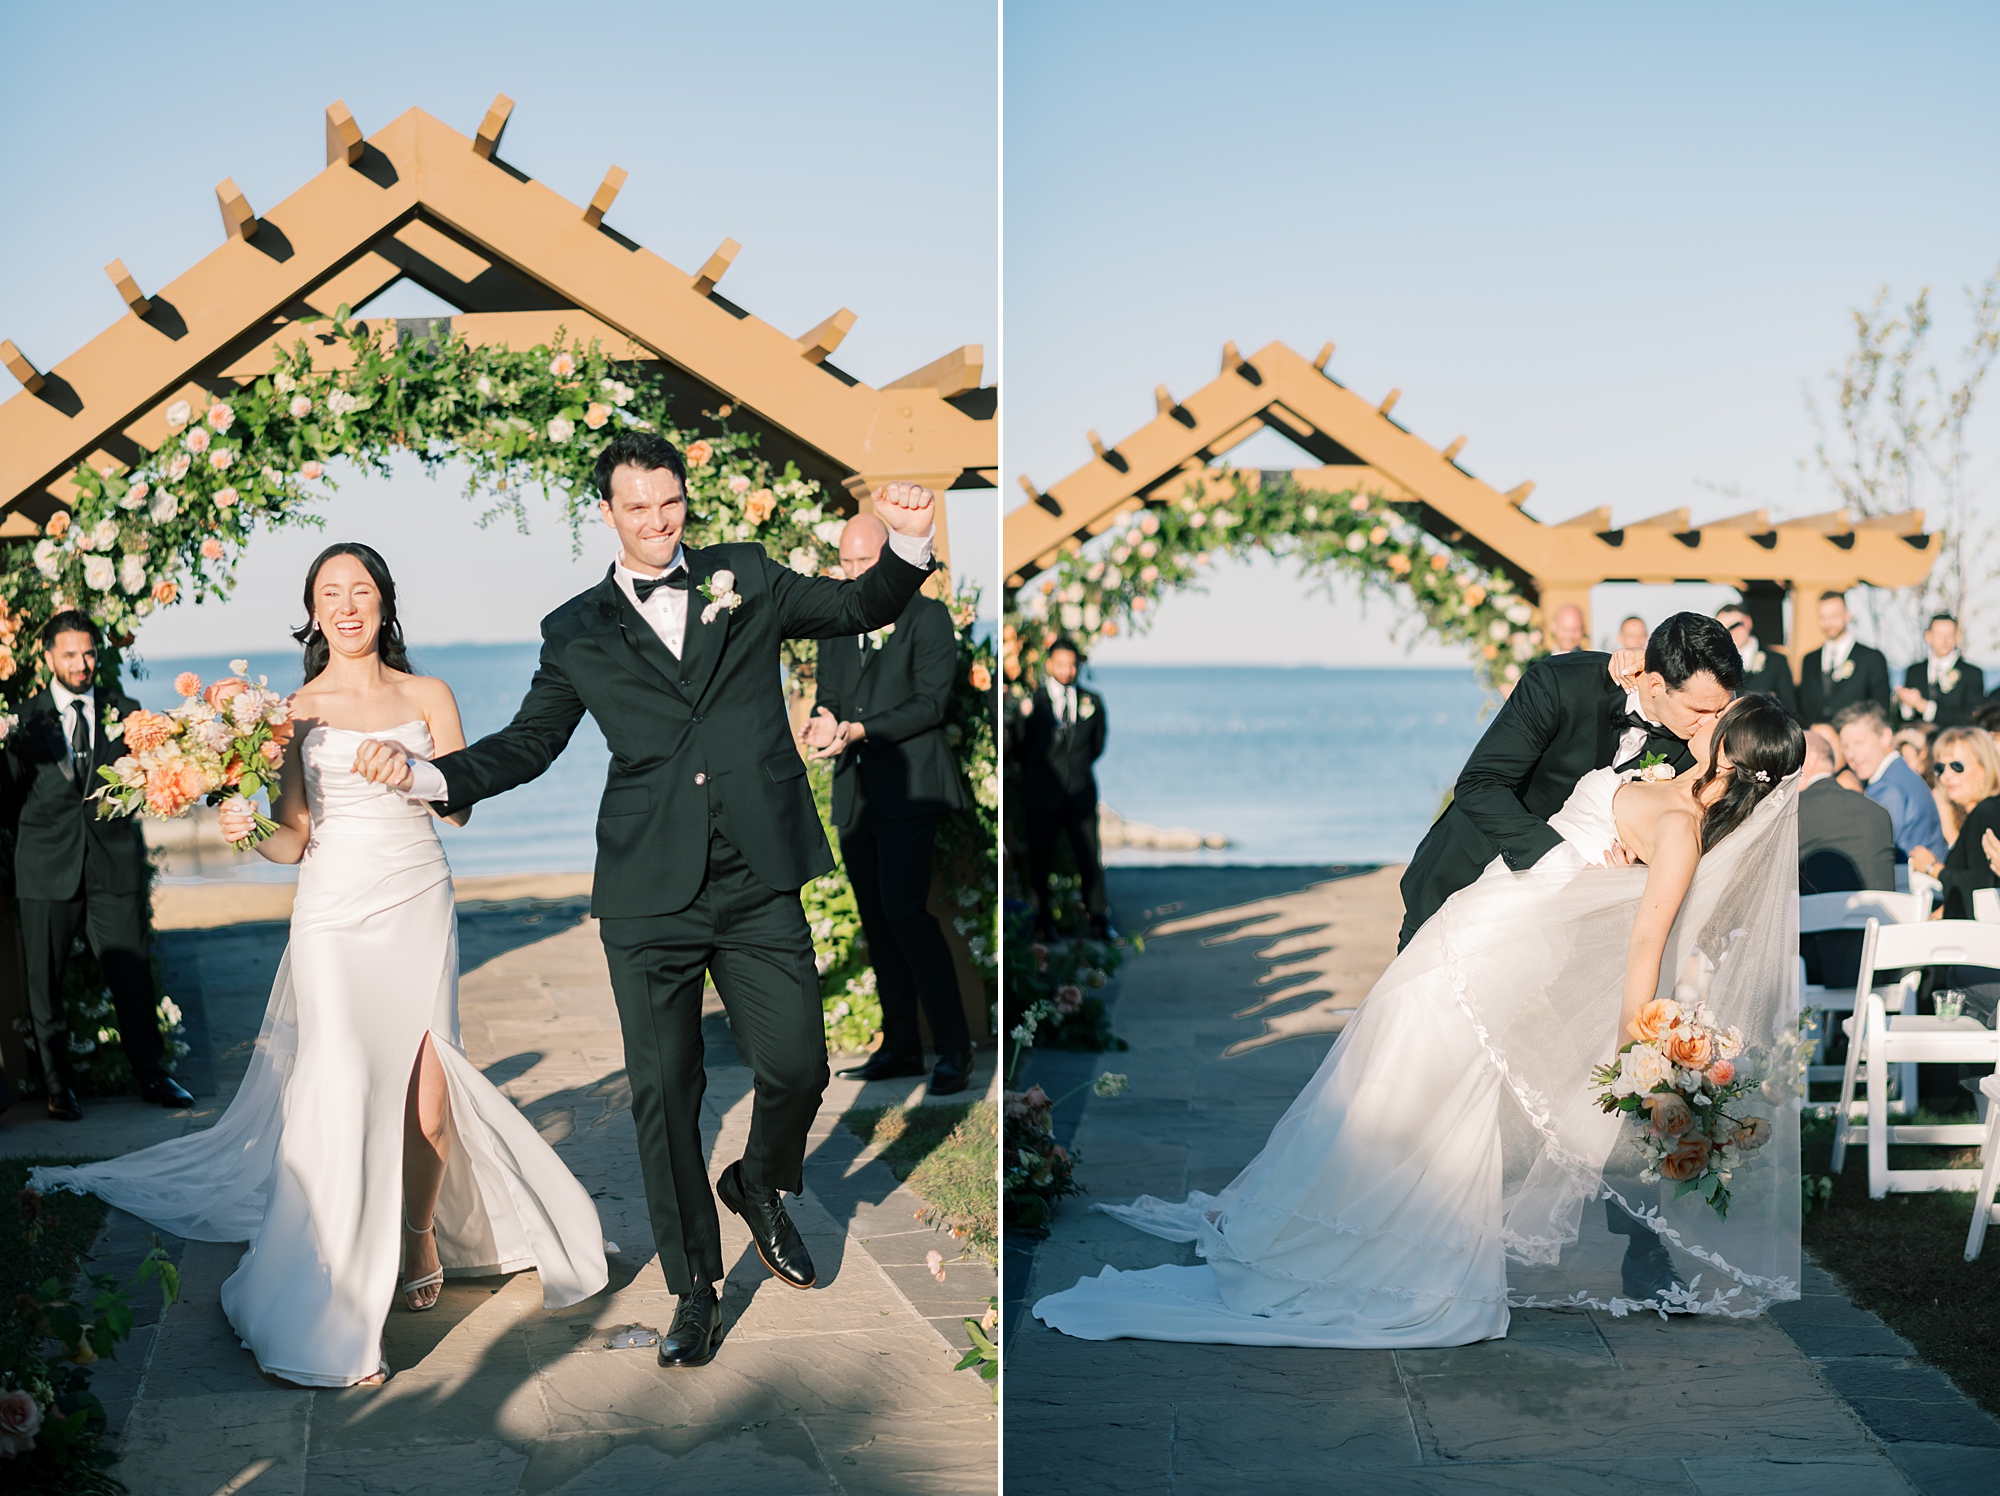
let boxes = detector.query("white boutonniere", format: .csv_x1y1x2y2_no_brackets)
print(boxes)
697,568,742,626
0,711,17,744
1832,659,1855,683
1742,646,1765,675
1080,697,1096,720
1940,668,1961,693
1635,751,1676,783
866,623,896,651
103,706,125,743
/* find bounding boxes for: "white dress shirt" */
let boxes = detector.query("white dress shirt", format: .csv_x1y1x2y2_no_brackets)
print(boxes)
50,680,95,756
1910,649,1961,723
404,527,936,802
1047,682,1078,726
1820,633,1856,676
1616,687,1659,767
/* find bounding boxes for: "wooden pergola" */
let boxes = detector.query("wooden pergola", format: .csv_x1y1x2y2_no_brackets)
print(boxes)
1004,340,1936,667
0,96,995,565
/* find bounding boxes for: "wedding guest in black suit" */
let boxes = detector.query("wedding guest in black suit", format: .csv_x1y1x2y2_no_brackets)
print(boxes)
1796,729,1897,990
1398,612,1738,950
805,514,973,1097
1717,603,1796,714
1798,591,1893,727
1895,612,1985,729
0,612,194,1120
1012,638,1113,940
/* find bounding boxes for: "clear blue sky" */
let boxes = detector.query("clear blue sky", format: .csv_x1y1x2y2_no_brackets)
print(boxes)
0,0,998,654
1005,1,2000,667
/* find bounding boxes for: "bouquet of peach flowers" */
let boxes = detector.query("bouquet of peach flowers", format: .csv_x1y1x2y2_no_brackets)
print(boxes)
1590,957,1775,1221
92,661,294,849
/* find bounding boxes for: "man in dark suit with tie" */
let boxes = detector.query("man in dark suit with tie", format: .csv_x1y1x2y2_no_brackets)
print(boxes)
1012,638,1112,940
1397,612,1740,951
1797,728,1897,989
1717,603,1796,714
1798,591,1893,728
1,611,193,1120
804,514,973,1096
1895,612,1984,729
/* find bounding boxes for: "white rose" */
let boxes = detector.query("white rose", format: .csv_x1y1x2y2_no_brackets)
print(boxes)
788,548,816,575
289,395,313,419
167,452,191,481
84,554,116,591
215,486,238,509
92,518,119,547
150,491,179,523
32,538,60,578
727,473,751,495
1489,619,1512,641
1082,603,1102,631
273,371,296,393
210,448,234,470
1061,603,1084,630
1345,531,1367,552
475,375,493,397
120,554,147,593
547,417,574,443
1716,1026,1746,1061
1613,1044,1672,1097
711,569,735,594
813,518,845,545
165,399,191,429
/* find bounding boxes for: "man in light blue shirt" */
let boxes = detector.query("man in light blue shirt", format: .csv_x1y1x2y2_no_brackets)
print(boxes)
1835,700,1946,865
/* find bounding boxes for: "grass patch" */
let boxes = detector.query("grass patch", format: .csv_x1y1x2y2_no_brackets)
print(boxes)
5,1157,110,1298
1803,1113,2000,1419
842,1101,997,1262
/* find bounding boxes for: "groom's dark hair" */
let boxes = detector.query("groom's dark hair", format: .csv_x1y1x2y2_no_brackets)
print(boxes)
1645,612,1743,692
593,431,689,507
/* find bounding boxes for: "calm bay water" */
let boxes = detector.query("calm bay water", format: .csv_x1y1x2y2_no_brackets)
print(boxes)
1086,665,1494,866
133,643,609,879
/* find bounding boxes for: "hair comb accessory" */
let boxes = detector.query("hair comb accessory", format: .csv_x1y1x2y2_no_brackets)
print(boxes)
1755,769,1769,783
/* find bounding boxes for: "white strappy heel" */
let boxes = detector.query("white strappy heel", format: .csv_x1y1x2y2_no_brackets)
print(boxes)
402,1216,443,1312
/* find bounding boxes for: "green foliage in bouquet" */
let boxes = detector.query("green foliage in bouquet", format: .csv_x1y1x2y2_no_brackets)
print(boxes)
1002,908,1128,1079
1002,1083,1085,1239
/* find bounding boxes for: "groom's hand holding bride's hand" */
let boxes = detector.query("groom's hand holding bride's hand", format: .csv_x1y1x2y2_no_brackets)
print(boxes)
354,739,416,792
870,481,936,538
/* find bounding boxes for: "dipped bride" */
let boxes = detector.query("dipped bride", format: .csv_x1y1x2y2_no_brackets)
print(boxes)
1035,689,1806,1348
33,542,607,1387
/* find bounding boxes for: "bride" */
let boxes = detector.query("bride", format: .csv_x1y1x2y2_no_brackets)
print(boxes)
32,542,608,1387
1034,691,1806,1348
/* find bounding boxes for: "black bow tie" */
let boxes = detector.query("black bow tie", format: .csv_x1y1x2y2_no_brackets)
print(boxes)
1613,708,1665,736
633,567,689,603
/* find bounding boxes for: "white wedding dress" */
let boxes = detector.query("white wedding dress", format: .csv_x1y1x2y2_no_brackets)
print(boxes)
32,722,609,1387
1033,766,1803,1348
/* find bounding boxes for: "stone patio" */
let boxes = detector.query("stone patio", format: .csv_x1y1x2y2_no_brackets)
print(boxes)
1005,865,2000,1496
4,883,996,1495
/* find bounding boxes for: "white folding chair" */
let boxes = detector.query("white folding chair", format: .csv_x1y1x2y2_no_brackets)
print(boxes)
1799,890,1929,1113
1975,887,2000,924
1831,919,2000,1199
1910,867,1943,907
1966,1075,2000,1260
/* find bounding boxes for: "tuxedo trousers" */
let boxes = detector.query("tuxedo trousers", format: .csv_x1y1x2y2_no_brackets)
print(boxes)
598,827,829,1293
19,887,167,1091
840,809,968,1060
1027,794,1108,927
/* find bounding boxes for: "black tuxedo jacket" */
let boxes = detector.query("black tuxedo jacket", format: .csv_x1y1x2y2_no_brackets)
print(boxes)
813,592,966,830
1900,659,1985,729
1,686,150,898
1797,775,1897,988
1740,649,1797,715
1399,652,1697,943
432,541,931,918
1010,682,1106,813
1798,641,1892,726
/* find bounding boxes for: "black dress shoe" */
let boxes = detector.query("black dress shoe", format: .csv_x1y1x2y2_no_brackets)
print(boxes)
140,1076,195,1109
837,1051,927,1082
716,1160,817,1289
1620,1240,1689,1309
656,1284,722,1368
46,1085,83,1122
928,1049,975,1097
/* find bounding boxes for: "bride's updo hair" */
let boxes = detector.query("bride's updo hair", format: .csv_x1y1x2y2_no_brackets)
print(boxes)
294,542,413,683
1694,694,1805,851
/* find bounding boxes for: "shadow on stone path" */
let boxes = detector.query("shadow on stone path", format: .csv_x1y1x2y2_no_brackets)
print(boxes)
1006,865,1997,1496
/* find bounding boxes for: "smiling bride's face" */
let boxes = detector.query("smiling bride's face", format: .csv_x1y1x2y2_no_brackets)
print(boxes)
312,554,383,660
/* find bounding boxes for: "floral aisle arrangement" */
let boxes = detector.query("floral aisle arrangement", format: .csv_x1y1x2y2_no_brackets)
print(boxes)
91,666,292,848
1592,990,1776,1221
1003,1072,1129,1238
1002,909,1128,1078
1003,471,1541,693
0,308,997,1064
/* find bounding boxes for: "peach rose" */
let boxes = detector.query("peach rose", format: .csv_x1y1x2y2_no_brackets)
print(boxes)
173,671,203,698
201,537,224,560
205,677,247,710
301,461,324,480
289,394,314,419
1657,1132,1713,1183
0,1388,42,1457
969,661,992,691
1706,1059,1735,1088
46,511,71,538
215,486,238,509
1730,1115,1773,1152
743,488,776,525
584,402,611,430
548,352,576,377
1645,1093,1694,1139
1665,1026,1713,1070
685,439,712,468
184,426,210,455
260,738,284,763
206,400,234,433
153,578,179,606
1627,998,1682,1045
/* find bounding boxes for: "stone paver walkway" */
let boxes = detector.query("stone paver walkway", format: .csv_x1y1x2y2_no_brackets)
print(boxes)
8,889,996,1495
1007,865,1997,1496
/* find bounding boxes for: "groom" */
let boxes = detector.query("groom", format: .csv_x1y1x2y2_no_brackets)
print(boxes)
356,431,939,1369
1398,610,1742,1301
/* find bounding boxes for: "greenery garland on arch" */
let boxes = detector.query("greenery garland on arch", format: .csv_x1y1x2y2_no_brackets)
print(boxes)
1001,469,1545,694
0,309,997,1079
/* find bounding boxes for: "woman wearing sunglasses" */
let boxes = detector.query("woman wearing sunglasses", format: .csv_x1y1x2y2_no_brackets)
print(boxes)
1910,727,2000,918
